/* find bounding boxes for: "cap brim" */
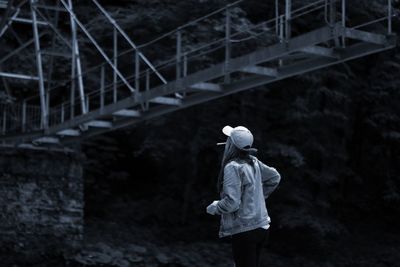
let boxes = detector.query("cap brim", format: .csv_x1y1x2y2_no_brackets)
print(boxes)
222,125,233,136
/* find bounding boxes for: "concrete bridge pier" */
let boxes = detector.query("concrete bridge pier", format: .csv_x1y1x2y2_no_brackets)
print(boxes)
0,146,84,262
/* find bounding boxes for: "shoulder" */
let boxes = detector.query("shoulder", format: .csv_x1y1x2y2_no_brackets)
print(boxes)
249,155,262,166
224,160,249,176
250,155,270,166
224,160,241,170
249,155,258,162
250,157,277,173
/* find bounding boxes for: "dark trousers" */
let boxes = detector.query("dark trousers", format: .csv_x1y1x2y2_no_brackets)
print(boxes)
231,227,270,267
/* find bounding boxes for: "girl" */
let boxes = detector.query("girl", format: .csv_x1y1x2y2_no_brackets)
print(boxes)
207,125,281,267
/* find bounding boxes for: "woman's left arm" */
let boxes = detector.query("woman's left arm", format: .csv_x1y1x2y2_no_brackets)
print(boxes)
214,163,242,215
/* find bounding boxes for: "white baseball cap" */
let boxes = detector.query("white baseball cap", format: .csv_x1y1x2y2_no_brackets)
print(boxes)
217,125,255,151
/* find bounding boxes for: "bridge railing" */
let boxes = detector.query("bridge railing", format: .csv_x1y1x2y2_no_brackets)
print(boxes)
0,102,41,135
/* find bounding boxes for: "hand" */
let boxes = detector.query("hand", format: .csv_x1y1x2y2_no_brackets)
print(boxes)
206,200,219,215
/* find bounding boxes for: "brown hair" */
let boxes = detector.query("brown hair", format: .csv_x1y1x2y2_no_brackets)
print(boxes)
217,136,255,193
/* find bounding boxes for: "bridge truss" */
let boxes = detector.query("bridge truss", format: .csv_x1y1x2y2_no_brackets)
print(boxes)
0,0,396,149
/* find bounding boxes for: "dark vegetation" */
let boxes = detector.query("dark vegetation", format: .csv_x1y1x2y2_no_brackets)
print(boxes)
1,0,399,266
80,1,400,266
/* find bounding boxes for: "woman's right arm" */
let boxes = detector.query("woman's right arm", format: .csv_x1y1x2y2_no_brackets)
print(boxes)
258,160,281,199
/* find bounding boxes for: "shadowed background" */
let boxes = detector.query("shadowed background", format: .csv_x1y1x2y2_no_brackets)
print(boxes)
0,0,399,266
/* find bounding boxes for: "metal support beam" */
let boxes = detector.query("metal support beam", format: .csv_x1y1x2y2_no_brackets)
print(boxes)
342,0,346,47
0,8,20,39
2,108,6,134
285,0,291,40
56,128,80,136
112,109,141,117
113,26,118,103
299,46,339,58
190,82,222,92
32,136,59,144
61,102,65,122
21,100,26,132
13,143,74,152
61,0,135,93
345,28,387,45
30,0,47,129
0,71,40,80
330,0,336,25
68,0,87,115
11,17,48,25
84,120,112,128
183,53,188,77
145,69,150,110
182,53,188,98
330,0,340,47
388,0,392,34
85,94,89,111
135,49,139,94
175,33,184,99
224,6,231,83
275,0,279,35
279,15,284,43
150,96,182,106
100,65,105,109
46,2,61,124
241,66,278,77
176,29,182,81
70,39,76,119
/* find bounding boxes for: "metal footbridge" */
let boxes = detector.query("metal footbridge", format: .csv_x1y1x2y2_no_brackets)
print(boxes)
0,0,396,149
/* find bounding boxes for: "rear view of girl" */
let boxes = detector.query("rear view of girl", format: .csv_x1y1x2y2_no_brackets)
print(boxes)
207,125,281,267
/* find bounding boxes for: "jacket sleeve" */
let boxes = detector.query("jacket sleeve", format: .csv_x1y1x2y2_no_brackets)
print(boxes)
215,163,242,215
258,160,281,199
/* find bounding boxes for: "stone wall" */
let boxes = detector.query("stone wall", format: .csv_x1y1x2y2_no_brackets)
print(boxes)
0,147,84,262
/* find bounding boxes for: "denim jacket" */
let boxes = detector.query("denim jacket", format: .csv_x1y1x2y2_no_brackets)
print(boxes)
215,155,281,238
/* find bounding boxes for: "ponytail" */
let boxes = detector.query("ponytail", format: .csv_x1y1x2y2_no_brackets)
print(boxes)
216,137,256,194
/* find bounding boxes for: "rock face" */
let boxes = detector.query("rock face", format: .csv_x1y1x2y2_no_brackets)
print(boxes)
0,147,84,262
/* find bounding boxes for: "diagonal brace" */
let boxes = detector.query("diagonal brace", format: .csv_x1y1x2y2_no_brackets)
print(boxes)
60,0,135,93
0,8,20,38
92,0,167,84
